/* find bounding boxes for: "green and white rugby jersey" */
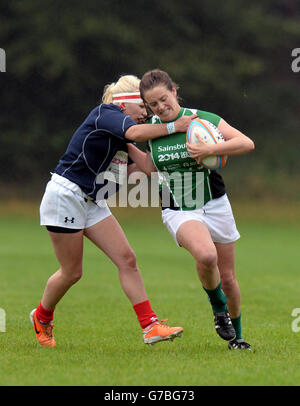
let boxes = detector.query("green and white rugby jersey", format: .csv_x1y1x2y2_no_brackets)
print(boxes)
148,107,226,211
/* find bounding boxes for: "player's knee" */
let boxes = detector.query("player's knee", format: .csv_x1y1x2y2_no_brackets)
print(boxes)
118,249,137,271
196,251,217,271
221,274,237,292
71,271,82,284
61,265,83,285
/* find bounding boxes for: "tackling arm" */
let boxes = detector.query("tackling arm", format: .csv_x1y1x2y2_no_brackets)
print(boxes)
127,144,156,176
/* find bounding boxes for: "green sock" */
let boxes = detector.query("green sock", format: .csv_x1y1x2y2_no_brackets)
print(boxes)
203,282,227,313
231,314,242,340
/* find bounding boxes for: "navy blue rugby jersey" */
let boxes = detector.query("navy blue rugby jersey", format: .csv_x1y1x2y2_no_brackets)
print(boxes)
54,103,136,200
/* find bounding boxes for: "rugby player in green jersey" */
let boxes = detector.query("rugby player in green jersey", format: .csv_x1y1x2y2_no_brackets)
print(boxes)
129,69,254,350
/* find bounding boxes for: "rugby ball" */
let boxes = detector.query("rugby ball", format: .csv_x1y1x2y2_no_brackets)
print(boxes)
186,118,227,169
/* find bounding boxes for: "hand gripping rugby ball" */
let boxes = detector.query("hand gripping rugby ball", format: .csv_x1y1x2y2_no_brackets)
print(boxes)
186,118,227,169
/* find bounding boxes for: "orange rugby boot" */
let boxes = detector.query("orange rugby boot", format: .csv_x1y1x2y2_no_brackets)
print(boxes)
30,309,56,347
143,319,183,345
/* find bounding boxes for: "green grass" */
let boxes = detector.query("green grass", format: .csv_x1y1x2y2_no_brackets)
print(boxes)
0,201,300,386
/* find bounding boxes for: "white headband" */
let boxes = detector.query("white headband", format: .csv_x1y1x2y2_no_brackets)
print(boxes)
112,92,143,104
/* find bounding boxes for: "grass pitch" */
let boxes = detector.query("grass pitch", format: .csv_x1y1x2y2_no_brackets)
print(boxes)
0,200,300,386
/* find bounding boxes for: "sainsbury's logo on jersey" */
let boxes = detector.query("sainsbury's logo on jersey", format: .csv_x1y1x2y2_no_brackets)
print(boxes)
158,143,186,152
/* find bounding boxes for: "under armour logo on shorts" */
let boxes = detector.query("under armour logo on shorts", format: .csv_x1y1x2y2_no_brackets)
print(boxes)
64,217,75,223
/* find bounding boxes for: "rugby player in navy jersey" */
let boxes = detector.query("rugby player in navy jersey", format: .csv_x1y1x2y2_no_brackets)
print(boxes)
30,74,197,347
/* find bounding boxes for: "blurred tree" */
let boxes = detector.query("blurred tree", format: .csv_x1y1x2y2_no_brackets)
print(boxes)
0,0,299,199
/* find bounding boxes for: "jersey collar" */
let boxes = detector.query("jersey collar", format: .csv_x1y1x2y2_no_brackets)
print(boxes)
158,107,185,123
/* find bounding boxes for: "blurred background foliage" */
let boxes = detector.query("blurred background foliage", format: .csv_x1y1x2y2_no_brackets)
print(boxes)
0,0,299,201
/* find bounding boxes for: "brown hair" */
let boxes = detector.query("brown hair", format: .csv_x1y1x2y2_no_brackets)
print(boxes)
139,69,179,101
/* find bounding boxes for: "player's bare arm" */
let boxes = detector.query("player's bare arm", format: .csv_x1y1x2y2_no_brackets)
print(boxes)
127,144,156,176
187,119,254,160
125,114,198,142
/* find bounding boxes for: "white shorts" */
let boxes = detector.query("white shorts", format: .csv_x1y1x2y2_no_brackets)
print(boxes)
40,173,111,230
161,194,240,246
